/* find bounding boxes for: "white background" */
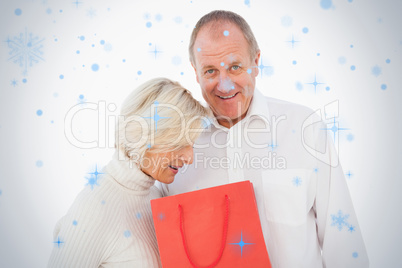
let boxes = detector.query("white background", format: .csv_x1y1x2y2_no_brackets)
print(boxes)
0,0,401,267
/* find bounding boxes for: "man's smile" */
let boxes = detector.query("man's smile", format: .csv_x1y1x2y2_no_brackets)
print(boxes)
217,92,239,100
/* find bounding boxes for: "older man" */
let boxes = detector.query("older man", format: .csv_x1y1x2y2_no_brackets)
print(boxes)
161,10,369,267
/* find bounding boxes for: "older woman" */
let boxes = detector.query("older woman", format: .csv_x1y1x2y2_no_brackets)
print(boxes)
48,78,209,267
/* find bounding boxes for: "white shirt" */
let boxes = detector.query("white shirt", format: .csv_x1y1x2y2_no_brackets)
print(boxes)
160,89,369,268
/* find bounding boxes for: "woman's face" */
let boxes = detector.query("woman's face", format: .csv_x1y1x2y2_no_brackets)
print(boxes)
140,145,194,184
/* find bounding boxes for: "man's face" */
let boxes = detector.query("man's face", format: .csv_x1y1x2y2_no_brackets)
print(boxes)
192,22,260,128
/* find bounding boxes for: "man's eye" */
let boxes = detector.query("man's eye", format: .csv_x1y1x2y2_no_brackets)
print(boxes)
231,65,240,71
206,69,214,74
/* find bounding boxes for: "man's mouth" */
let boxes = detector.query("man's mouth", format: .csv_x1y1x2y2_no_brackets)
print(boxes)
218,92,238,100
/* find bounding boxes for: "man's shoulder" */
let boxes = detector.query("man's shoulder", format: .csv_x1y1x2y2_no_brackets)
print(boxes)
258,95,316,122
265,96,314,115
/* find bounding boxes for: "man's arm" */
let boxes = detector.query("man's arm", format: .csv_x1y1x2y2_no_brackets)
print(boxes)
315,129,369,267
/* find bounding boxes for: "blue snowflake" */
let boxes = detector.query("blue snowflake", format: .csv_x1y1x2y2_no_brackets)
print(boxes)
10,79,18,87
286,35,300,48
142,101,170,132
257,58,273,78
371,65,382,77
281,16,293,27
305,74,325,94
86,8,96,18
345,171,353,179
158,212,165,221
292,176,302,187
267,142,278,151
155,14,162,22
331,210,350,231
72,0,83,8
88,164,104,180
124,230,131,238
6,29,45,75
321,117,349,142
149,45,162,60
348,225,356,233
85,175,99,190
77,94,87,106
229,231,254,257
53,236,64,248
85,165,103,190
346,133,354,142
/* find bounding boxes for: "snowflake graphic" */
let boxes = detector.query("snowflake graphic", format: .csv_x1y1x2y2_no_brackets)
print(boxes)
158,212,165,221
124,230,131,238
72,0,83,8
53,236,64,248
142,101,170,132
77,94,87,106
331,210,351,231
85,164,104,190
10,79,18,87
321,117,349,142
292,176,302,187
85,175,100,190
6,29,45,75
229,230,254,257
86,8,96,18
88,164,104,179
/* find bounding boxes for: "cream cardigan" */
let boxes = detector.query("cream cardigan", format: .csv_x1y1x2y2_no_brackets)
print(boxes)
48,154,162,267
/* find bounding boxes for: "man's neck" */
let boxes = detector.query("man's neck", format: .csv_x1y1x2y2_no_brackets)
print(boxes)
217,114,245,129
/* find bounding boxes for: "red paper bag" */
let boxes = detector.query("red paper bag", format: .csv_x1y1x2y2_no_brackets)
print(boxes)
151,181,271,268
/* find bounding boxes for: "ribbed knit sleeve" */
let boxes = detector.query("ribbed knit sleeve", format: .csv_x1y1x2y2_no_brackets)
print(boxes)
48,155,163,268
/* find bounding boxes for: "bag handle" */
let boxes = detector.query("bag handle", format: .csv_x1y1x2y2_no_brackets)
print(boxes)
178,195,230,268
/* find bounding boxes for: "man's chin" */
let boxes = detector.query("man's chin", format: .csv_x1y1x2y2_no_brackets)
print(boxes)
216,114,244,127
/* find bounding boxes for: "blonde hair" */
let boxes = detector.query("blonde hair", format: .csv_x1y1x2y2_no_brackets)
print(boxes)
189,10,260,66
117,78,210,162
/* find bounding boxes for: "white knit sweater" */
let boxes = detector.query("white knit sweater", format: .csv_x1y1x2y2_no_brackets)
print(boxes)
48,154,162,268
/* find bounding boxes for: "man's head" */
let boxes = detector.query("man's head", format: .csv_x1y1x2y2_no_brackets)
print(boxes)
189,10,260,128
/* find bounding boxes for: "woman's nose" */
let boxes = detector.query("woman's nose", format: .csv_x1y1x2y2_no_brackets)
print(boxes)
180,146,194,165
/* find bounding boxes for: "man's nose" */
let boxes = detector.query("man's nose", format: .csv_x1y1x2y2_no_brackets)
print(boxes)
216,74,235,94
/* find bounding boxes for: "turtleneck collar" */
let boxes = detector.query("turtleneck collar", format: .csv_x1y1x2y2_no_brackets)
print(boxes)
104,152,156,192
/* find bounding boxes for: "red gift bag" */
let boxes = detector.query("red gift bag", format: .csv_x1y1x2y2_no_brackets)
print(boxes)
151,181,271,268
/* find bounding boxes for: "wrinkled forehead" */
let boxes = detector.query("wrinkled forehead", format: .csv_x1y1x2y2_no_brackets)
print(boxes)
196,21,245,44
193,22,251,62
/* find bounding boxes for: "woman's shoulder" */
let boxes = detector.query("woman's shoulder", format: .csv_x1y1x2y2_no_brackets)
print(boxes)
65,175,126,222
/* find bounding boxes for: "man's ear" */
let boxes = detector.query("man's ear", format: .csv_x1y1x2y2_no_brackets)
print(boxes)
191,61,199,84
254,51,261,77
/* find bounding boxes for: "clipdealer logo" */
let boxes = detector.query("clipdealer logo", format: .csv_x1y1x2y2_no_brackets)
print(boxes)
64,100,343,167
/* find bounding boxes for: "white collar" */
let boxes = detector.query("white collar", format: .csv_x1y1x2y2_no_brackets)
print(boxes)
207,88,270,129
